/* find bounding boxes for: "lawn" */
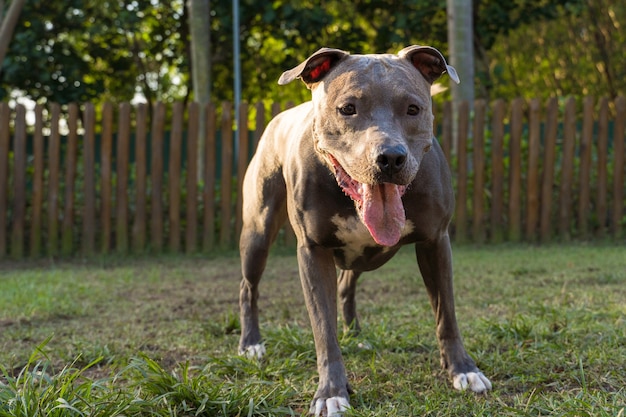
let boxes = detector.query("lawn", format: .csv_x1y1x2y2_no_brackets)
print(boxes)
0,244,625,416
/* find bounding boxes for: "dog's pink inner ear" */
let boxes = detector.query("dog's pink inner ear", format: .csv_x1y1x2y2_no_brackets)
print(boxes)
308,58,332,81
302,56,335,83
411,53,446,84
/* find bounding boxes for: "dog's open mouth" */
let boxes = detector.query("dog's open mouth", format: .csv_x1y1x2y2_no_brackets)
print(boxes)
327,154,407,247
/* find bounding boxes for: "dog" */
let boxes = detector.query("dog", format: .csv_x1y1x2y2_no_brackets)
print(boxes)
238,45,491,416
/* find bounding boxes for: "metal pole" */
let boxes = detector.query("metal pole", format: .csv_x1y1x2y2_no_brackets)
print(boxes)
232,0,241,156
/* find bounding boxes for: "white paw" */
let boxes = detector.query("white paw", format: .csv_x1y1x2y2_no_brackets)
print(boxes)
312,396,350,416
453,371,492,393
238,343,266,360
357,340,373,350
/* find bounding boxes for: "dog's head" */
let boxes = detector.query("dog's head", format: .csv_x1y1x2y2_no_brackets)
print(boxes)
279,46,458,246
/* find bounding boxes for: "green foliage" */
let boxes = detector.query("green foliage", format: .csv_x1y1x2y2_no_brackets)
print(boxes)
3,0,622,106
487,0,625,100
0,0,188,104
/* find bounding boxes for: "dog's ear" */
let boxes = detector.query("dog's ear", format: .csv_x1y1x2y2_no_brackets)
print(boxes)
278,48,349,87
399,45,460,85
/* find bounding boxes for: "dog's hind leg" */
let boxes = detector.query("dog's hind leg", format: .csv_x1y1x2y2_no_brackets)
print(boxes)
338,269,362,334
238,168,288,359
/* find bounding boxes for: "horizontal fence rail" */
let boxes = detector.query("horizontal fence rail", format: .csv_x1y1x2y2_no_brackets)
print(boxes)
0,96,624,258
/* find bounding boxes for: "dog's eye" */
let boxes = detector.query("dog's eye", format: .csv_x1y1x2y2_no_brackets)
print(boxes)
407,105,420,116
338,104,356,116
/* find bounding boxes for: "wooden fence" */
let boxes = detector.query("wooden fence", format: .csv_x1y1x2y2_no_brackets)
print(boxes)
0,96,624,259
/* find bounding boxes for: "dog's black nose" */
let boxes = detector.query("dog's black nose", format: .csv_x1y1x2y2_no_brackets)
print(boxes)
376,145,407,176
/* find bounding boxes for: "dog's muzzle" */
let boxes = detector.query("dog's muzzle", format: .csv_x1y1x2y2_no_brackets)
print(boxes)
326,153,407,247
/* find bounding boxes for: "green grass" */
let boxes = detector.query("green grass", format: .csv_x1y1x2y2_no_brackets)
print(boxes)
0,244,625,416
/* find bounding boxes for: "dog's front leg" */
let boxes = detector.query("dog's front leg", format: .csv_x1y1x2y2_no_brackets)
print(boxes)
297,245,351,416
415,234,492,393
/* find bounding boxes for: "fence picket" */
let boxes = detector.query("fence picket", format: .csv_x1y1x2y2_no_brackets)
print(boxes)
490,99,505,243
0,97,623,258
525,98,541,241
168,102,184,252
454,100,469,243
133,103,148,252
559,97,577,241
11,104,26,259
101,102,114,253
472,99,486,244
220,102,234,247
540,97,558,243
116,102,131,253
61,104,79,256
150,102,166,251
30,105,45,257
612,96,626,238
48,103,61,256
596,98,609,239
83,103,96,255
186,102,200,253
0,103,8,258
508,98,524,242
578,96,594,239
203,103,217,251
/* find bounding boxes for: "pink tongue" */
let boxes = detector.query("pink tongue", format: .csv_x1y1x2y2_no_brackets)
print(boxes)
361,183,406,246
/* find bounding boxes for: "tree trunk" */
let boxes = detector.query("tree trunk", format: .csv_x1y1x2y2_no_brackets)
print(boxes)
446,0,474,152
447,0,474,103
0,0,26,67
187,0,211,179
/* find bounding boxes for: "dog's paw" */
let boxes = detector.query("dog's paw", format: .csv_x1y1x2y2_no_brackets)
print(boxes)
311,396,350,416
453,371,492,393
238,343,266,360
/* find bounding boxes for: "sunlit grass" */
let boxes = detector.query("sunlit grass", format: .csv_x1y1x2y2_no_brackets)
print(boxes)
0,244,624,416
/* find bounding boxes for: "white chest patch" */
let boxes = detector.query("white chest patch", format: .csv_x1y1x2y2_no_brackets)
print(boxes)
331,214,415,265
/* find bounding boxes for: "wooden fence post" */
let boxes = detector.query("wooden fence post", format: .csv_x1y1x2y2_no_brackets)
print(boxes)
454,100,470,243
30,104,45,257
578,96,594,239
472,99,486,244
48,103,61,256
540,97,558,243
11,104,26,259
525,98,541,241
101,102,114,253
116,102,131,253
83,103,96,255
186,101,200,253
596,97,609,239
150,102,166,252
203,102,217,251
220,102,233,247
133,103,148,252
612,96,625,238
559,97,577,241
490,99,505,243
0,103,8,258
61,103,79,256
168,102,184,252
508,98,524,242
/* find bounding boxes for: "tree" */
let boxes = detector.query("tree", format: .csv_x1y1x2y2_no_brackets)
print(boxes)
0,0,188,105
447,0,474,105
187,0,211,177
0,0,26,69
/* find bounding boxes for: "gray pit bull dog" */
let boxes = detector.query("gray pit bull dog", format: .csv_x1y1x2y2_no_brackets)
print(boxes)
238,45,492,416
